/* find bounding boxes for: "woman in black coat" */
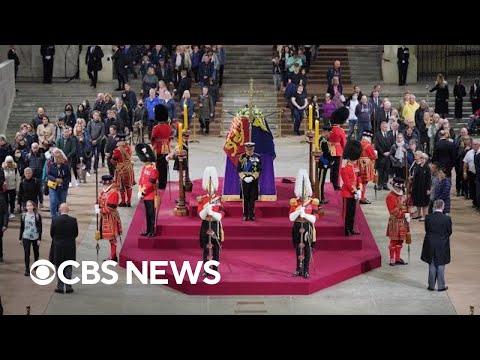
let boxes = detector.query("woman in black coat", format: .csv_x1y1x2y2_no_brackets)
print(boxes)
429,73,449,118
453,76,466,120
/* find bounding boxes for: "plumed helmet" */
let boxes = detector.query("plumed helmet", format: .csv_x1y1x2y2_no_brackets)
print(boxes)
343,139,362,161
202,166,219,194
154,104,168,122
135,143,156,163
330,106,349,125
294,168,312,199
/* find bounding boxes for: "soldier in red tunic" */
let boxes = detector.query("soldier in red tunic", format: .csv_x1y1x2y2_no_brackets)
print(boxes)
151,104,172,190
358,131,378,204
340,140,362,236
136,143,159,237
95,175,122,262
329,107,349,191
197,167,225,277
289,169,321,278
111,133,135,207
386,177,411,266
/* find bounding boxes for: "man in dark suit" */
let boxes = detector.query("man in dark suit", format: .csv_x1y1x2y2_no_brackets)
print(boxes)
85,45,104,88
49,203,78,294
421,199,452,291
470,78,480,114
40,45,55,83
432,130,456,177
7,45,20,81
397,45,409,86
374,122,393,190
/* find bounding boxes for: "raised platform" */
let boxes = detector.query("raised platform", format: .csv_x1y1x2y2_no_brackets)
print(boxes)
119,178,382,295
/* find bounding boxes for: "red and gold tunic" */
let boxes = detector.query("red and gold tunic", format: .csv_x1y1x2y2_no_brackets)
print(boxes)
112,143,135,191
329,125,346,157
151,123,172,155
359,139,378,182
289,197,321,245
386,191,410,241
98,186,122,241
340,161,361,198
197,194,225,247
138,163,159,201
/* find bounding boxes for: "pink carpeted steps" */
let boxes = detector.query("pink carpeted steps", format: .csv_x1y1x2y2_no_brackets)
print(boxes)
119,178,382,295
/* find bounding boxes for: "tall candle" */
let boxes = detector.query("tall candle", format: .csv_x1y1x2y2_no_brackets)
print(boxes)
308,104,313,130
314,120,320,151
183,102,188,130
178,123,183,149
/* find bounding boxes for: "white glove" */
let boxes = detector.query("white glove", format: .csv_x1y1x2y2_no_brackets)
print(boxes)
94,204,100,214
405,213,411,223
244,176,253,183
354,190,361,200
137,192,143,200
45,56,51,60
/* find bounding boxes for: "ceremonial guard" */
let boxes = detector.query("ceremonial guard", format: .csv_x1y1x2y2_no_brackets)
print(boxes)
237,142,262,221
318,125,334,204
329,107,348,191
289,169,321,278
111,133,135,207
151,104,172,190
197,167,225,277
136,143,159,237
386,177,411,266
341,140,362,236
358,131,378,204
95,175,122,262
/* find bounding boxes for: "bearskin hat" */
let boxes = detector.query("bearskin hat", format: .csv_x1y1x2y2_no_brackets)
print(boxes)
135,143,156,163
154,104,168,123
343,139,362,161
330,106,349,125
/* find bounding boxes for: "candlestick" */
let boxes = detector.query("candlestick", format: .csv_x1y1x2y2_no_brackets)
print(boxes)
183,102,188,130
178,123,183,148
314,120,320,151
308,104,313,130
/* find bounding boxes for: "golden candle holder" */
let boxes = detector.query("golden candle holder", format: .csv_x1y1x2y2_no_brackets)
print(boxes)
306,130,315,186
183,129,193,192
173,149,189,217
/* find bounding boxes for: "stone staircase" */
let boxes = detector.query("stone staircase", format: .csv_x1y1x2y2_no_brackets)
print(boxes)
347,45,382,85
220,45,278,136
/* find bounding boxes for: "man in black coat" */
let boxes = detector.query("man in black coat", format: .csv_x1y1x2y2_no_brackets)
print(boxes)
397,45,409,86
7,45,20,80
0,170,9,262
374,122,393,190
49,203,78,294
85,45,104,88
432,130,456,177
421,199,452,291
40,45,55,83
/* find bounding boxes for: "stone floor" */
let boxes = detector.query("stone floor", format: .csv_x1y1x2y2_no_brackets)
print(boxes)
1,131,478,315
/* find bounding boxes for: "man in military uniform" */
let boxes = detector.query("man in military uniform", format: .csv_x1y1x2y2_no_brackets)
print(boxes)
237,142,262,221
136,143,158,237
289,169,321,278
111,133,135,207
318,126,334,204
329,107,349,191
197,167,224,277
358,131,378,204
95,175,122,262
386,177,411,266
151,104,172,190
397,45,409,86
341,140,362,236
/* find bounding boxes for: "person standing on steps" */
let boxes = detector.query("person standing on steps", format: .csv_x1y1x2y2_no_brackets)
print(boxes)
397,45,409,86
7,45,20,91
136,143,158,237
40,45,55,84
85,45,104,89
151,104,172,190
341,139,362,236
237,142,262,221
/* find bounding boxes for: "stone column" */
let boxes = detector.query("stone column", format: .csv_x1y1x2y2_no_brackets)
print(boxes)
79,45,113,83
382,45,417,84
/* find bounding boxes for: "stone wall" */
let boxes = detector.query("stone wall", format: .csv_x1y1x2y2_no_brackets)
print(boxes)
0,45,80,78
382,45,417,84
0,60,15,136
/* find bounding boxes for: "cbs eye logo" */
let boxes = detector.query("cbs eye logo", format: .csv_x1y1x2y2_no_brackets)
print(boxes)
30,259,57,285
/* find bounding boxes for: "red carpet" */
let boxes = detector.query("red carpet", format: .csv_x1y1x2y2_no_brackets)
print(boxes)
119,178,381,295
